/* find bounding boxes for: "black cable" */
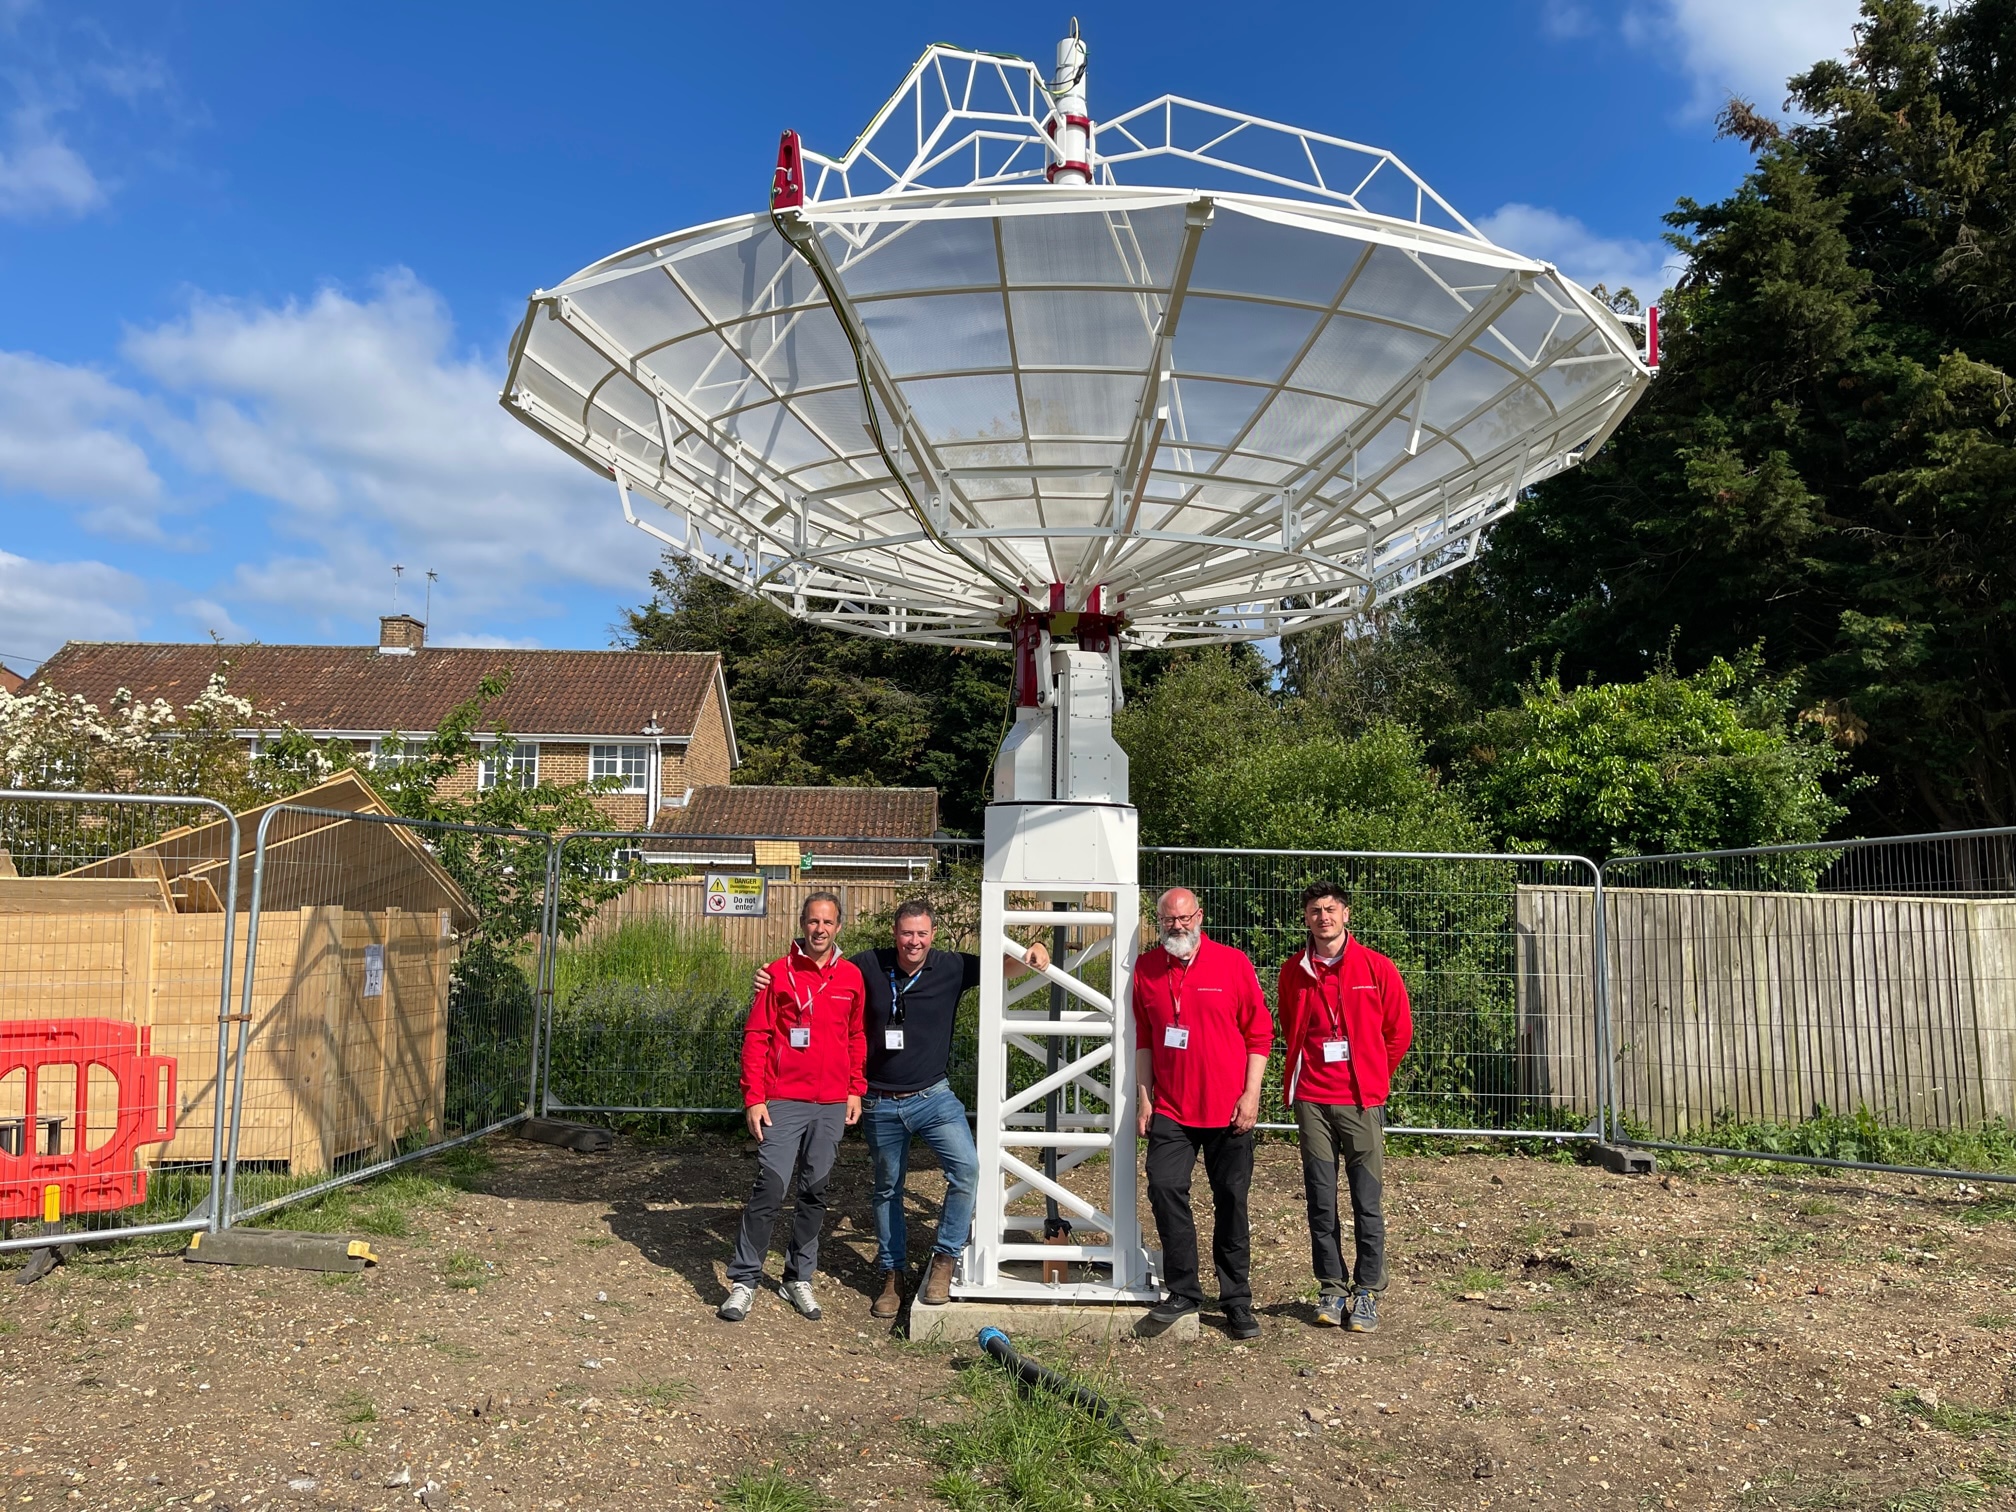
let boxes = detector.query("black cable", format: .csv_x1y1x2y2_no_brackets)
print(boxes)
977,1327,1135,1441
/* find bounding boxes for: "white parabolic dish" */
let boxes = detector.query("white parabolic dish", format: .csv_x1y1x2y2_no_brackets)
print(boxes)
503,42,1652,648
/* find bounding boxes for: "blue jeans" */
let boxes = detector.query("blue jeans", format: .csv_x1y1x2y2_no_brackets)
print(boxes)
862,1080,978,1272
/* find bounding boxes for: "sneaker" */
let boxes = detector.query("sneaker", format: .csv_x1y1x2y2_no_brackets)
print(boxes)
1313,1294,1349,1328
1147,1294,1200,1326
1346,1288,1379,1333
1224,1303,1261,1341
871,1269,903,1321
782,1279,822,1320
717,1282,755,1322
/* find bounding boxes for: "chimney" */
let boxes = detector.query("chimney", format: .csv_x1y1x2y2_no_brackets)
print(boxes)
378,614,425,654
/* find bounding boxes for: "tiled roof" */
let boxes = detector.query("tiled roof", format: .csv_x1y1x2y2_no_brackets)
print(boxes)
649,784,939,857
31,641,723,741
0,665,23,695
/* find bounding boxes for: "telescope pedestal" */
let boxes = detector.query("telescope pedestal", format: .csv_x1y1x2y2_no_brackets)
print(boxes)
956,800,1156,1304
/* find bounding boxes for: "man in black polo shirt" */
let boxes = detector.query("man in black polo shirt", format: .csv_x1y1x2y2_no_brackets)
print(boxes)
757,898,1047,1317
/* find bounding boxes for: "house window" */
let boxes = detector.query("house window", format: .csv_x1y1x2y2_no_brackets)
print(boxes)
479,742,539,790
373,738,428,769
591,743,650,792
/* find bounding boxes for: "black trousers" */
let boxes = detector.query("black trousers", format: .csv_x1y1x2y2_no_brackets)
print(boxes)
1144,1112,1254,1307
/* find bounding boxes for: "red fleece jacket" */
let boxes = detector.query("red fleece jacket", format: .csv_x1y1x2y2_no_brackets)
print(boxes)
1276,937,1412,1108
740,944,867,1107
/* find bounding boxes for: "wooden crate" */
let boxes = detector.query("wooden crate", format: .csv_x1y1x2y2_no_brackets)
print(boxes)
0,903,457,1173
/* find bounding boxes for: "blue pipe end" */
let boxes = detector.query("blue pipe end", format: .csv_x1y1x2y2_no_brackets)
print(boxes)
977,1326,1009,1350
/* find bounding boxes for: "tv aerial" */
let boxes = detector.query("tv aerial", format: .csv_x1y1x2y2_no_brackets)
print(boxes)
504,25,1652,1311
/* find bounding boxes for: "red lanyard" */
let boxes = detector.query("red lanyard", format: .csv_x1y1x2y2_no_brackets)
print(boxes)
785,951,838,1024
1167,956,1194,1024
1309,947,1348,1040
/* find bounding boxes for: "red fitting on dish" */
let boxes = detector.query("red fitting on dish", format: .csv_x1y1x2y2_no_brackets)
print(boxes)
1045,160,1093,183
1646,304,1660,369
770,130,805,211
1010,609,1047,708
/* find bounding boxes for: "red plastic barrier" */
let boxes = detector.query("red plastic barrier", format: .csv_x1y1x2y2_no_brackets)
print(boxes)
0,1018,176,1222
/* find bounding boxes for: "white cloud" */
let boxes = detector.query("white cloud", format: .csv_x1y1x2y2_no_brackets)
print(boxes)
176,597,248,642
0,548,144,665
0,349,165,536
1478,203,1676,300
1621,0,1861,115
122,270,637,634
0,104,104,218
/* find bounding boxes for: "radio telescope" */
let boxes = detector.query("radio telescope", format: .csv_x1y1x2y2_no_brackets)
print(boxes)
504,27,1651,1313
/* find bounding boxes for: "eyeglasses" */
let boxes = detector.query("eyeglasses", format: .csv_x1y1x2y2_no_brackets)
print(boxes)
1155,909,1202,927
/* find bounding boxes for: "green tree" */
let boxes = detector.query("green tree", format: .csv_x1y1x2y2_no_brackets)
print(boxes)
1452,653,1855,862
622,556,1008,833
1408,0,2016,834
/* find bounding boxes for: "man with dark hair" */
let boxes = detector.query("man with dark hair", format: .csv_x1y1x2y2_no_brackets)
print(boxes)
1277,880,1412,1331
721,891,865,1323
755,897,1048,1318
1133,886,1273,1339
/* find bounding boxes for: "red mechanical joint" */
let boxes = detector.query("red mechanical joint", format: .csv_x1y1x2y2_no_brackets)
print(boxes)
1045,160,1093,183
771,130,806,211
1646,304,1660,368
0,1018,177,1223
1010,608,1048,708
1062,113,1093,131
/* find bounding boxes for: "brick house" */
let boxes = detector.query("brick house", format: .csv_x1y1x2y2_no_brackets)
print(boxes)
32,616,739,831
648,784,942,881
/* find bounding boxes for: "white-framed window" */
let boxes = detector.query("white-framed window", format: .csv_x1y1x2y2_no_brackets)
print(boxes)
479,741,539,790
373,738,427,769
591,743,650,792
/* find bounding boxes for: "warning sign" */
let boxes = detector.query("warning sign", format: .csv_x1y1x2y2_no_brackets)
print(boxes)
704,873,768,917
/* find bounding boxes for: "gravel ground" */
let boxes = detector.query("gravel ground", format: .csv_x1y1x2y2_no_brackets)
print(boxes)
2,1131,2013,1511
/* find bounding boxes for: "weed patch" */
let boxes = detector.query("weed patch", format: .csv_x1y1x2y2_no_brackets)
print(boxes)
722,1467,828,1512
924,1354,1255,1511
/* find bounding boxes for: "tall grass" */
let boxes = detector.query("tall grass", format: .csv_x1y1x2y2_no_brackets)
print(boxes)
545,920,757,1111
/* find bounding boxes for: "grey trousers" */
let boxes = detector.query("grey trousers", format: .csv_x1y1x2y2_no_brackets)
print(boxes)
728,1100,846,1286
1295,1101,1387,1296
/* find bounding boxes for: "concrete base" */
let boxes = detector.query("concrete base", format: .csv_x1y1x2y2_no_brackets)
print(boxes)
1594,1142,1657,1175
184,1230,379,1272
908,1296,1197,1344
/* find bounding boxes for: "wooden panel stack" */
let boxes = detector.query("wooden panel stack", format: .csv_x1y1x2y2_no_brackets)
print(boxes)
1517,884,2016,1136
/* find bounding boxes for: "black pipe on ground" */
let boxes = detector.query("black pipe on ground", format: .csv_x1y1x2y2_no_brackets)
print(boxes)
976,1326,1136,1442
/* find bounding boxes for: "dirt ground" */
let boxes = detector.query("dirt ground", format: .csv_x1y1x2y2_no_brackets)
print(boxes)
3,1131,2014,1512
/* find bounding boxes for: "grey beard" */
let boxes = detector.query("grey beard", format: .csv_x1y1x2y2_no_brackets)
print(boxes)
1162,928,1198,961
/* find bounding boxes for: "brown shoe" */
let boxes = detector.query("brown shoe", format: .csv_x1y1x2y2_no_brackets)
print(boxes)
871,1269,902,1320
920,1253,956,1307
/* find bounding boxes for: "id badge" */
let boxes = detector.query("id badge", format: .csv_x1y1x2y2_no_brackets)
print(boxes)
1163,1025,1190,1050
1322,1039,1350,1064
788,1026,812,1050
884,1028,906,1051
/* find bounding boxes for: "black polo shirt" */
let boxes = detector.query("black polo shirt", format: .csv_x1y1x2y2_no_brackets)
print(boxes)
852,947,981,1095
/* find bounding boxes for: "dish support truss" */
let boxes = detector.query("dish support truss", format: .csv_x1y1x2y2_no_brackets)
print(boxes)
968,801,1152,1302
500,41,1654,650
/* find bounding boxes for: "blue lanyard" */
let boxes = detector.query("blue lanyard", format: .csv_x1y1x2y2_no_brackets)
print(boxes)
888,966,924,1024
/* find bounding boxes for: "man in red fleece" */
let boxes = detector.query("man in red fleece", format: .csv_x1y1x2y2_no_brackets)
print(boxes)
1276,880,1412,1332
1133,886,1273,1339
719,891,866,1324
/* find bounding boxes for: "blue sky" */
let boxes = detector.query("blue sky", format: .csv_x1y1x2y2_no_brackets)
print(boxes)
0,0,1863,677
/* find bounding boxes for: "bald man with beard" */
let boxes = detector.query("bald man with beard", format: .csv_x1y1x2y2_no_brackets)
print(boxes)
1131,887,1273,1338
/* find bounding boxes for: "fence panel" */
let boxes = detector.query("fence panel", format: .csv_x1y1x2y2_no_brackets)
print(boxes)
1601,829,2016,1179
1142,849,1607,1137
220,805,554,1224
0,791,241,1257
540,834,981,1115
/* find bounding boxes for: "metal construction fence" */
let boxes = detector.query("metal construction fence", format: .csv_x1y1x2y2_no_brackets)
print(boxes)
0,791,241,1255
537,833,1609,1140
1597,827,2016,1182
220,803,553,1224
9,801,2016,1268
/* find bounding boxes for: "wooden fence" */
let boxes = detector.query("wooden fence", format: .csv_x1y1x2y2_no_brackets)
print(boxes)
582,878,913,958
1517,885,2016,1134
